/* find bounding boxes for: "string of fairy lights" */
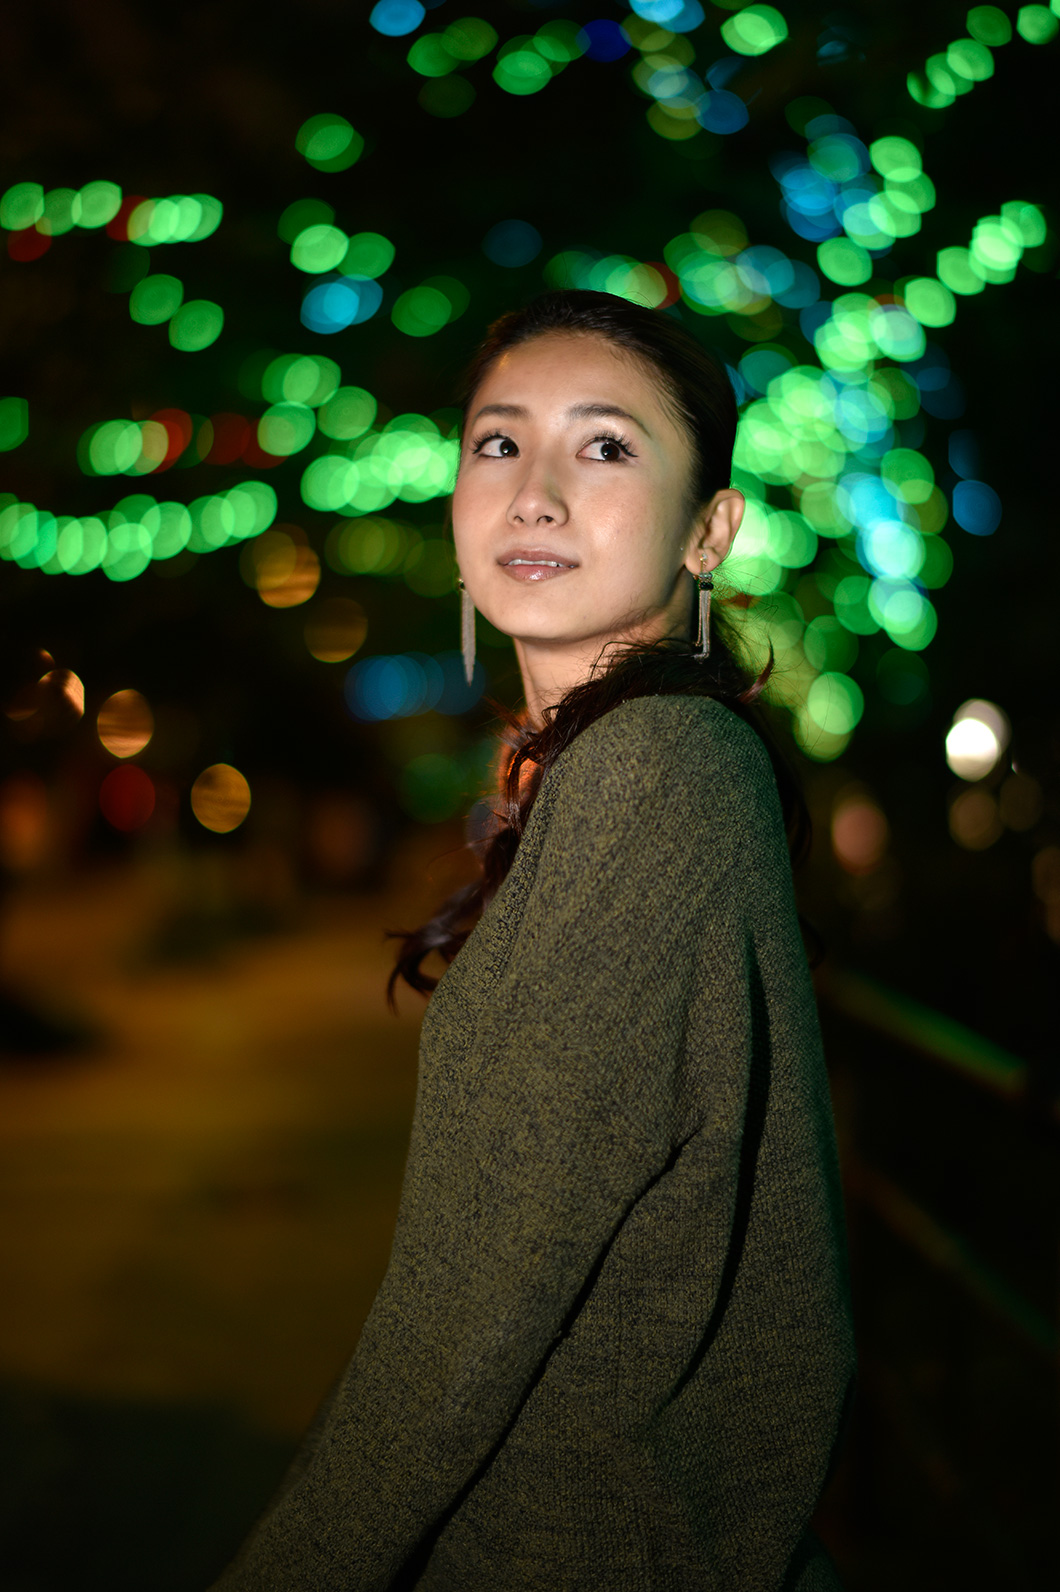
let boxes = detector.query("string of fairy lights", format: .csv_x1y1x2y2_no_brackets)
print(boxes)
0,2,1056,793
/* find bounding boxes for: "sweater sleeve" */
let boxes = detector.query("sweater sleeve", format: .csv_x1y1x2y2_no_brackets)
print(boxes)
212,697,775,1592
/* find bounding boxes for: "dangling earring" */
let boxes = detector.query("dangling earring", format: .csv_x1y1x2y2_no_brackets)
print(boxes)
457,577,476,685
694,554,713,661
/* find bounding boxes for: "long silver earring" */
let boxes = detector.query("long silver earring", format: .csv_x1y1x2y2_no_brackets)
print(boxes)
694,555,713,661
458,577,476,685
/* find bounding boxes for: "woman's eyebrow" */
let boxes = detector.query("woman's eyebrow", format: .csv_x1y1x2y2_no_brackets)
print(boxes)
565,401,651,437
470,402,529,424
469,400,652,436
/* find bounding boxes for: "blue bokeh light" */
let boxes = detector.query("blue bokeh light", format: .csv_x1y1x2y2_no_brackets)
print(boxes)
911,352,966,420
301,277,383,334
697,90,749,134
578,21,631,62
948,430,981,480
705,57,743,90
739,347,792,395
799,301,832,341
838,472,896,532
952,480,1001,537
697,92,748,136
858,520,923,580
483,219,543,269
345,651,485,721
737,245,794,298
774,259,820,308
369,0,425,37
629,0,704,28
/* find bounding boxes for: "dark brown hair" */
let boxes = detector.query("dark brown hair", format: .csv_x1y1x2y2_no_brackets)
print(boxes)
387,290,810,1006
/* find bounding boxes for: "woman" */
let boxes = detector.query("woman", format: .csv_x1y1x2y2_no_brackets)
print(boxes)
212,291,856,1590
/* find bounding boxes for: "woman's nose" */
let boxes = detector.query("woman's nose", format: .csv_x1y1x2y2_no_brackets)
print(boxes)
506,463,568,526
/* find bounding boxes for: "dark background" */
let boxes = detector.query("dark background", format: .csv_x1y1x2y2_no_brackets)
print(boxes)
0,2,1056,1588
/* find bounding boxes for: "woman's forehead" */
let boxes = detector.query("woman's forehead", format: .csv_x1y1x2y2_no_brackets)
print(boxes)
474,333,676,423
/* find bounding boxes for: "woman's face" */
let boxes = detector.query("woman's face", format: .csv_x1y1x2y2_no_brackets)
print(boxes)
452,332,735,657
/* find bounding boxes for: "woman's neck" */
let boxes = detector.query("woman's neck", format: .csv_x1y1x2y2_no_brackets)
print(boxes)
512,574,696,727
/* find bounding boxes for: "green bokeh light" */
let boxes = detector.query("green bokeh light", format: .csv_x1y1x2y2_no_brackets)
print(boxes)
419,76,477,117
876,647,931,706
129,194,222,246
398,746,492,824
937,245,986,295
129,273,183,325
278,199,334,243
803,616,859,674
0,398,29,452
1001,199,1046,246
869,582,938,650
168,300,224,351
326,516,414,575
291,223,349,274
392,284,453,336
84,420,142,476
340,232,395,279
902,276,956,327
833,575,880,636
444,17,498,60
0,182,44,231
947,37,995,80
143,502,193,560
263,354,340,407
258,403,317,456
1016,4,1060,43
869,136,921,182
721,5,789,56
404,538,457,597
39,189,81,235
535,20,586,62
318,386,378,440
409,34,459,76
806,671,865,734
296,114,364,172
817,237,872,286
882,448,935,504
918,534,954,589
967,5,1013,46
493,42,552,95
76,180,122,228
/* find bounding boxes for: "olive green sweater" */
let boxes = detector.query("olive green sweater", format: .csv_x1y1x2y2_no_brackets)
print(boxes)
212,694,856,1591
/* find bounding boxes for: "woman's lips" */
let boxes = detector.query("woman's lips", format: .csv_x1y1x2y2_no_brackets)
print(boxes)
498,552,578,583
499,560,576,582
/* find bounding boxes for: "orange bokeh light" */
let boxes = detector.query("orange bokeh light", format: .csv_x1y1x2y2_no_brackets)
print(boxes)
97,689,154,758
832,796,889,875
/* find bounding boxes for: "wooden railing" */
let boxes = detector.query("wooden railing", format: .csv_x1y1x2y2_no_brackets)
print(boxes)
812,967,1058,1590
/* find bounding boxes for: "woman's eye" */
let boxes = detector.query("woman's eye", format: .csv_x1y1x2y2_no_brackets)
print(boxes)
580,437,631,463
476,434,518,458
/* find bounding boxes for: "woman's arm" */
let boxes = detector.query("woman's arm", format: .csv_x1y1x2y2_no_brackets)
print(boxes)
212,698,774,1591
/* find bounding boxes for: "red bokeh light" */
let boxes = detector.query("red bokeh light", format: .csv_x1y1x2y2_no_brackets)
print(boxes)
99,765,156,832
105,196,148,242
241,430,285,469
646,261,681,309
8,228,51,262
208,413,252,465
149,408,194,471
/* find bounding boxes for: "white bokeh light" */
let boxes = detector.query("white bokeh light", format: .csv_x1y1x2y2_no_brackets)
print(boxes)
945,698,1010,780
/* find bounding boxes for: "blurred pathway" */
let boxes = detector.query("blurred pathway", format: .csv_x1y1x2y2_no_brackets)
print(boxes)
0,828,468,1441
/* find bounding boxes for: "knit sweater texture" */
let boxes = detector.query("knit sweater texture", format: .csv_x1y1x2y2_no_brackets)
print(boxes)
212,693,857,1592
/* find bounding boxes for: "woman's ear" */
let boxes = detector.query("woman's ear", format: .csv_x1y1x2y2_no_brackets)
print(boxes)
683,488,745,576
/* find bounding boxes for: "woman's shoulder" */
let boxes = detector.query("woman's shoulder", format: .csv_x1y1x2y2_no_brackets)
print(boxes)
532,693,783,861
555,693,773,796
